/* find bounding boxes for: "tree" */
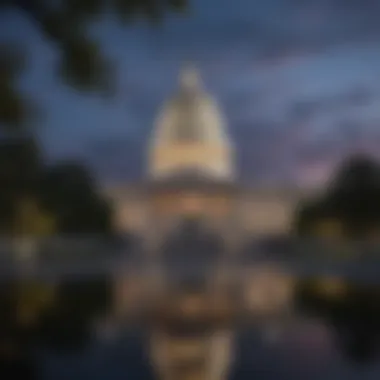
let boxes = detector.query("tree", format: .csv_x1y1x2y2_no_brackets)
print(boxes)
293,154,380,363
0,0,188,129
0,150,116,362
12,197,56,237
0,0,188,365
331,153,380,193
0,137,114,240
294,153,380,239
0,139,113,237
0,137,48,235
331,286,380,364
328,154,380,236
35,275,111,352
38,161,114,234
293,199,337,237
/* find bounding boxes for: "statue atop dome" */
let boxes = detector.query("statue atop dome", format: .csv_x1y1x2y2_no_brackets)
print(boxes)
178,63,202,93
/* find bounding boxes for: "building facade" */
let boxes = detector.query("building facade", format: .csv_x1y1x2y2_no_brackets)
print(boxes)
105,64,320,241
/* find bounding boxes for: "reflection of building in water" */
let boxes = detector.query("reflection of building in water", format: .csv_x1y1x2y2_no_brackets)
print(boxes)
104,63,317,380
105,63,320,240
148,285,237,380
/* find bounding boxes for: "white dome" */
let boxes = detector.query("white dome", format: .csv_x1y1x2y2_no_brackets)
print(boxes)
148,64,234,181
151,65,231,147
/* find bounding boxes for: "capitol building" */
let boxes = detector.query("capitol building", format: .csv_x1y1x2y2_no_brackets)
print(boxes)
105,64,319,241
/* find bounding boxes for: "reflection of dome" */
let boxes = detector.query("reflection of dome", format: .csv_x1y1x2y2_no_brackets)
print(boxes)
148,63,234,181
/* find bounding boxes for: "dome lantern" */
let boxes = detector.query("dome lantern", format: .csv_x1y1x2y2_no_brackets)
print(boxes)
179,63,202,93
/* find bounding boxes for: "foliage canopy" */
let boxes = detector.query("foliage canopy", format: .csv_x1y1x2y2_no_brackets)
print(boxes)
0,0,187,128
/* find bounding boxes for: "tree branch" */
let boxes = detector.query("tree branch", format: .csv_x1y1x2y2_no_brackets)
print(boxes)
3,0,48,23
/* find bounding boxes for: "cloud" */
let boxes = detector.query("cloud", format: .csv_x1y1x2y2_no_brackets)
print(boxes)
287,100,322,123
5,0,380,186
342,85,374,107
134,0,380,65
293,139,342,165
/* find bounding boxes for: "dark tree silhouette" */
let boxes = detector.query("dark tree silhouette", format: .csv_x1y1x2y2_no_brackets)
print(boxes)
0,279,41,380
328,154,380,236
0,138,114,236
293,198,339,237
293,153,380,363
38,161,113,234
332,154,380,192
25,161,116,352
35,276,112,352
0,0,187,128
0,0,188,371
295,153,380,239
0,145,117,368
295,284,380,364
0,136,46,234
332,287,380,364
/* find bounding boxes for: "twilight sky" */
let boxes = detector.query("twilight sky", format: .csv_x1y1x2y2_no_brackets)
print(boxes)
2,0,380,186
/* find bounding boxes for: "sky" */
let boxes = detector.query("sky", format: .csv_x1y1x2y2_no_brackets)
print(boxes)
2,0,380,186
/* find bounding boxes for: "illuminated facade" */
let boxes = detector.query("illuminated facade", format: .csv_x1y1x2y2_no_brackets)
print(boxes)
103,64,315,380
106,64,318,240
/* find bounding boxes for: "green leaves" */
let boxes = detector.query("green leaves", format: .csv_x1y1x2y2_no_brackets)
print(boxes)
295,154,380,240
0,44,26,82
0,44,29,129
167,0,187,12
0,85,26,128
37,161,113,234
65,0,105,20
40,10,74,41
59,36,112,93
0,86,40,130
0,0,189,127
